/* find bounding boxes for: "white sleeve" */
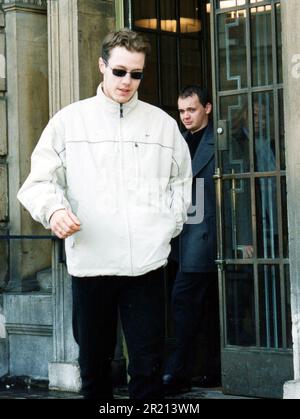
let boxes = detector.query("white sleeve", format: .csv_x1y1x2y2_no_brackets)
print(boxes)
17,116,71,229
169,123,192,238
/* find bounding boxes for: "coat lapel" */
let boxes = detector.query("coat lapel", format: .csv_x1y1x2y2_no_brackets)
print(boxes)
184,122,214,177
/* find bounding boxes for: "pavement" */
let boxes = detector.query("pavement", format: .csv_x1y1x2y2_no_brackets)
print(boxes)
0,380,251,400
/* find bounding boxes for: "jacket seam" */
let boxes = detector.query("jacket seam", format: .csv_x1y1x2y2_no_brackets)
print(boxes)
65,139,174,150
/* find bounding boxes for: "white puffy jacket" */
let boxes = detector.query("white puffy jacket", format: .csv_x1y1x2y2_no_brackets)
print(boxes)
17,85,192,277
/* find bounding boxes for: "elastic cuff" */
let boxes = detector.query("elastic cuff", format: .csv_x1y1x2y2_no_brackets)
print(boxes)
46,205,68,226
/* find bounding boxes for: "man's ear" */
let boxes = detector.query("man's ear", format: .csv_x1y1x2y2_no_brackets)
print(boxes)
99,57,106,75
205,103,213,115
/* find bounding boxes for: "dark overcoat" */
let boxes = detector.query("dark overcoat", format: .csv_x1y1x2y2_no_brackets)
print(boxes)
171,122,217,272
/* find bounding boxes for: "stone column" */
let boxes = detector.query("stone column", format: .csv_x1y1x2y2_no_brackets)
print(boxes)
282,0,300,400
1,0,53,382
3,0,50,291
47,0,121,392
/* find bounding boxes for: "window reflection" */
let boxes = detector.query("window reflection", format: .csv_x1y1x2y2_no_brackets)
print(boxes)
285,266,292,349
251,6,273,87
253,92,275,173
217,0,246,9
276,3,283,83
226,265,256,346
0,231,8,290
259,265,282,348
218,12,247,91
281,178,288,259
223,179,253,260
256,177,278,259
220,95,249,174
250,0,266,4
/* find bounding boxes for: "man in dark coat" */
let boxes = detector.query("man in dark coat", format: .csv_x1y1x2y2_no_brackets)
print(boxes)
163,85,220,394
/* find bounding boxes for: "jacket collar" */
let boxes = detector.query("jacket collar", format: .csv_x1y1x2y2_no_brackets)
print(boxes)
96,83,139,116
184,122,214,177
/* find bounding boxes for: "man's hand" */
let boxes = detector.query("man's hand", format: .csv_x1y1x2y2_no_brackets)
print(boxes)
242,245,254,259
50,209,81,239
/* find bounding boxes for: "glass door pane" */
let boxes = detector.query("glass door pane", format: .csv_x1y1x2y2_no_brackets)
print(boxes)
258,265,282,348
225,264,256,346
220,94,249,174
217,10,247,91
255,177,279,258
217,0,246,9
251,5,273,87
223,178,253,260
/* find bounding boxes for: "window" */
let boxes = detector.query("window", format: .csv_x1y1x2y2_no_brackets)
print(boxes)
125,0,211,120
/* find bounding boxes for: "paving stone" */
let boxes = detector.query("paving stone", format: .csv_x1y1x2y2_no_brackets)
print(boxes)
0,384,252,399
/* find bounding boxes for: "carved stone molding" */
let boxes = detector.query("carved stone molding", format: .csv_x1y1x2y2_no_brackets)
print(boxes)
0,0,47,13
0,0,47,7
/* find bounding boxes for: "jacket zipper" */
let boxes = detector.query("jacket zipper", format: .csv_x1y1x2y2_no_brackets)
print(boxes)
134,142,140,179
119,103,134,275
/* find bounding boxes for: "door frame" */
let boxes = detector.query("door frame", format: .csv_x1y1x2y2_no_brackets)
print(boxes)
210,0,293,398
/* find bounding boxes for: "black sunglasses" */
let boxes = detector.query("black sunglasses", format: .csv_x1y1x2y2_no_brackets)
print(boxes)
103,59,144,80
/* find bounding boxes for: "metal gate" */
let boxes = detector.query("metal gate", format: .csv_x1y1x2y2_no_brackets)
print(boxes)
211,0,293,398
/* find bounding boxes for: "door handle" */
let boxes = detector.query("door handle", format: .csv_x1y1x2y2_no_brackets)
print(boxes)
217,120,228,151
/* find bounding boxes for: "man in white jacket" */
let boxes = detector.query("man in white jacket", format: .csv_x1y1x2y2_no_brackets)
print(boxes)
18,28,192,399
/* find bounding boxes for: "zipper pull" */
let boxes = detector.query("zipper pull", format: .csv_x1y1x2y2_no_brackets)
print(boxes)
120,104,124,118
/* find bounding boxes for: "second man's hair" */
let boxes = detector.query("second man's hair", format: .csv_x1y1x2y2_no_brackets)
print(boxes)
179,85,211,107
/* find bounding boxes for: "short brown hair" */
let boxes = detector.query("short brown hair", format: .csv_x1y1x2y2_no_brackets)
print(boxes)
101,28,151,62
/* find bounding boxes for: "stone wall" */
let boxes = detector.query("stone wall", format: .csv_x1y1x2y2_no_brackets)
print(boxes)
78,0,115,100
1,0,51,380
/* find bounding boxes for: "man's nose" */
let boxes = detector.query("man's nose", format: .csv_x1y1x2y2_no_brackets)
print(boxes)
122,72,132,83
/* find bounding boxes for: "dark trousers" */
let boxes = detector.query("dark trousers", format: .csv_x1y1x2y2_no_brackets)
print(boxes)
72,268,165,400
164,270,219,380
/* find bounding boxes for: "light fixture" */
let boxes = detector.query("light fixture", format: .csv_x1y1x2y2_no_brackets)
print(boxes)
134,19,158,30
180,18,201,33
219,0,246,9
135,18,201,33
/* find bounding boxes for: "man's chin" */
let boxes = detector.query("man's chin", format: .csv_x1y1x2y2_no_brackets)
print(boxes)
115,92,134,104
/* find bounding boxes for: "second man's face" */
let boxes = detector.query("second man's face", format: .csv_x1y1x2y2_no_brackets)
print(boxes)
99,46,145,104
178,94,212,134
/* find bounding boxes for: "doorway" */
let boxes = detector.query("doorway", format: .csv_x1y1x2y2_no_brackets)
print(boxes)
125,0,211,120
124,0,220,385
124,0,293,398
